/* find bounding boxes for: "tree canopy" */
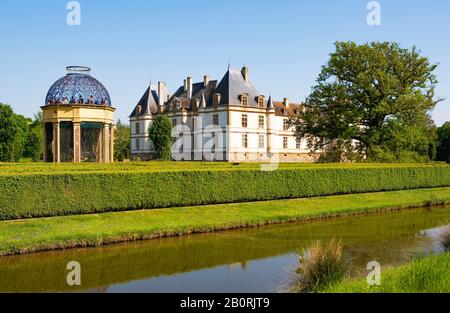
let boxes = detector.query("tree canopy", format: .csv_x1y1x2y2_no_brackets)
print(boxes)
0,103,18,162
437,122,450,162
0,103,42,162
114,119,131,161
291,42,442,162
149,114,172,160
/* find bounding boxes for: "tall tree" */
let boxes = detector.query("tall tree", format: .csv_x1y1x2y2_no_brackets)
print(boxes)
12,114,31,162
0,103,18,162
114,119,131,162
25,112,43,161
149,115,172,160
437,122,450,162
291,42,442,162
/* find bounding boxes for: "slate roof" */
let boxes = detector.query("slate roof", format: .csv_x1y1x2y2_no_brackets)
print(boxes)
273,101,302,117
130,86,159,117
130,67,302,117
214,69,266,107
166,80,218,109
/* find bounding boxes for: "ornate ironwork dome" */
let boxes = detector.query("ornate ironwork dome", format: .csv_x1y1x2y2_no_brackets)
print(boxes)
45,66,112,106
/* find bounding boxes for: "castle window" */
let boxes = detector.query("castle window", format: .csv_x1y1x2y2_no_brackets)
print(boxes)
135,139,140,151
283,137,288,149
242,134,248,148
211,132,216,153
135,122,140,134
213,114,219,126
258,135,265,149
296,138,302,150
258,96,264,108
283,119,289,131
172,118,177,126
241,114,248,128
258,115,265,128
240,94,248,106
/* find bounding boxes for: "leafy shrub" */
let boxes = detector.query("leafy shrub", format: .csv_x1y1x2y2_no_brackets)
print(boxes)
0,163,449,220
148,115,172,160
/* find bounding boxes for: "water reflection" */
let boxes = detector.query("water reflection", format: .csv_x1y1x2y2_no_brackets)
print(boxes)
0,206,449,293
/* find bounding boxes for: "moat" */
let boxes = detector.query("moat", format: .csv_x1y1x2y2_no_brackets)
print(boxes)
1,205,449,293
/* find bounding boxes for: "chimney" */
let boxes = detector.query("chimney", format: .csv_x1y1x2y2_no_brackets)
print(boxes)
200,93,207,109
157,81,166,107
204,75,210,87
187,76,193,99
283,98,290,109
183,79,187,91
241,66,249,82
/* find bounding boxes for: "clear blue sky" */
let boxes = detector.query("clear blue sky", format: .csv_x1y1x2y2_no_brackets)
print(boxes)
0,0,449,125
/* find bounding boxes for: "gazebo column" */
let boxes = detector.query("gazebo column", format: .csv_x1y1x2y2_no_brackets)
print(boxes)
53,122,60,163
43,124,47,162
109,124,114,163
73,122,81,163
103,123,110,163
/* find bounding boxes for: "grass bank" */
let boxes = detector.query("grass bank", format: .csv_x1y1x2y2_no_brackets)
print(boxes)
324,253,450,293
1,187,449,256
1,162,449,220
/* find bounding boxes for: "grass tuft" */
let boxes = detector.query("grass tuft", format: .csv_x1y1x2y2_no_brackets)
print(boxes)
325,253,450,293
295,239,347,293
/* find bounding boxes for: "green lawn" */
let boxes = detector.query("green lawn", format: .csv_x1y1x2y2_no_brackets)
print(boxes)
325,253,450,293
1,187,449,256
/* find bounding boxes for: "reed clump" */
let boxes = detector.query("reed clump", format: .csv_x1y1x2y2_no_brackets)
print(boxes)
296,239,347,293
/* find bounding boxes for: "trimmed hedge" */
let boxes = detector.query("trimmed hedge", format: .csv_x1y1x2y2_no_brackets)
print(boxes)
0,164,450,220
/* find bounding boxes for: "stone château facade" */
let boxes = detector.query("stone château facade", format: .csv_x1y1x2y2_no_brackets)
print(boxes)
129,66,319,162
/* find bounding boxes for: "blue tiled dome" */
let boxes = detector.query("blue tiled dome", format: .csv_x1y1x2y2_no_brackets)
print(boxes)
45,66,112,106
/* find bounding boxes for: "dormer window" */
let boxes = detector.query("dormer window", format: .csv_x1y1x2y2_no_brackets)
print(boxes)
257,96,265,108
283,119,289,131
240,94,249,106
213,93,221,106
173,100,181,113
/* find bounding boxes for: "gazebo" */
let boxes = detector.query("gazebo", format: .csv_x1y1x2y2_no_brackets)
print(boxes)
42,66,115,163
